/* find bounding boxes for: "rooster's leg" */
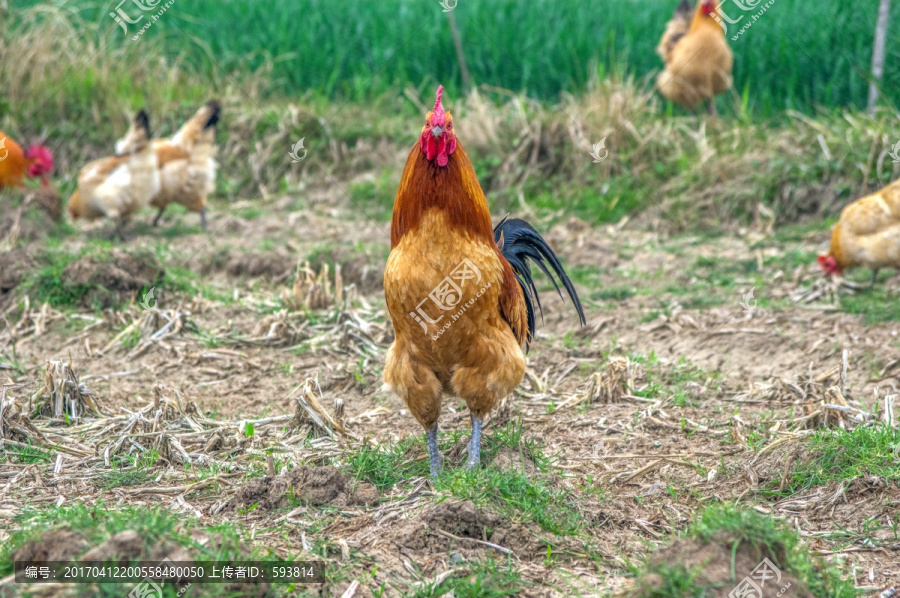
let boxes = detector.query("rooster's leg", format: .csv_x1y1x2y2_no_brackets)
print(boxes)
425,423,443,478
707,98,718,116
871,269,880,287
466,415,483,470
152,207,165,227
199,207,208,232
115,218,128,242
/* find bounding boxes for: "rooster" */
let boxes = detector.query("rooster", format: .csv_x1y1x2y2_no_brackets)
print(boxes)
819,179,900,285
0,132,53,190
68,110,159,240
656,0,733,114
383,86,585,477
120,100,220,231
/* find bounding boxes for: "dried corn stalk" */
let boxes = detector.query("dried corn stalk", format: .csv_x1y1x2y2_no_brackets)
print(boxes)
1,384,44,442
291,378,355,440
282,262,345,311
558,356,635,409
31,359,101,422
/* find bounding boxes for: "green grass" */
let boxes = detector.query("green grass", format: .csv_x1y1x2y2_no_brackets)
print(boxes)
348,420,580,535
98,450,160,490
348,419,548,489
840,285,900,323
438,467,584,536
592,286,638,302
27,245,112,309
628,355,713,408
532,174,645,225
407,557,528,598
0,503,300,597
1,0,898,239
0,441,53,465
22,243,229,310
20,0,899,114
347,169,399,222
777,424,900,493
635,564,706,598
630,505,857,598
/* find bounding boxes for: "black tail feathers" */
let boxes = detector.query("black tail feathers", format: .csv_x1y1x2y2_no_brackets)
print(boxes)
675,0,693,17
204,100,221,129
135,109,151,137
494,216,585,349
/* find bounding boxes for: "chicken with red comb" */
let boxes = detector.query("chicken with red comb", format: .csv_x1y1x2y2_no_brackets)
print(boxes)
25,144,54,185
819,178,900,286
383,85,585,477
0,132,53,190
656,0,733,113
419,85,457,167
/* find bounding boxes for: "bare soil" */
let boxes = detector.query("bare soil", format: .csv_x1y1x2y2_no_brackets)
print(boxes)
228,466,379,511
1,189,898,596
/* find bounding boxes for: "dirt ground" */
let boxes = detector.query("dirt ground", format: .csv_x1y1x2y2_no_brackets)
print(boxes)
1,189,899,597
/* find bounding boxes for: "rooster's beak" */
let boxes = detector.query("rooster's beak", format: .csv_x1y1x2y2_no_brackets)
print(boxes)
431,125,444,138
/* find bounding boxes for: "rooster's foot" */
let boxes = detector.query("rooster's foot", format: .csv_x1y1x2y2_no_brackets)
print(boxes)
466,415,483,470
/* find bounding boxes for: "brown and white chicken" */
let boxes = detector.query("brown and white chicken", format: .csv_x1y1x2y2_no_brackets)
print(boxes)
117,100,220,231
68,110,159,239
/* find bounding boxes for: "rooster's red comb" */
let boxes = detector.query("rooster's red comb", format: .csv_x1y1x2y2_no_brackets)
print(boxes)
432,85,447,124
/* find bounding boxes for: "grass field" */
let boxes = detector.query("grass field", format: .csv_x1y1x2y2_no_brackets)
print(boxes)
2,0,900,596
10,0,900,113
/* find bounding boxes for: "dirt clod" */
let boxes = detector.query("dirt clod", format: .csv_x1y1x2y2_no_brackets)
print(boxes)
369,499,546,562
0,248,36,294
60,248,164,308
11,529,89,562
221,252,296,280
79,530,144,562
27,186,63,222
229,465,378,511
628,531,811,598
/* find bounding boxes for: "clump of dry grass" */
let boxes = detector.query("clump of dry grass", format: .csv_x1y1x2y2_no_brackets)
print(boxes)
281,262,347,311
456,73,893,231
0,383,43,442
0,206,23,252
558,356,638,410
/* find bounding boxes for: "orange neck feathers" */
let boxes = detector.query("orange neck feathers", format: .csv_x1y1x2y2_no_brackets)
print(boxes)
690,0,723,34
390,142,494,248
826,223,849,270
